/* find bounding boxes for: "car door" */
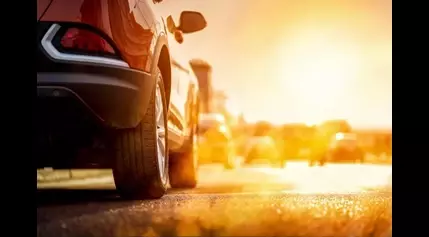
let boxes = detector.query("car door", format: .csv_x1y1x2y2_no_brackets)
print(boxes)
169,61,191,130
179,69,196,136
135,0,166,71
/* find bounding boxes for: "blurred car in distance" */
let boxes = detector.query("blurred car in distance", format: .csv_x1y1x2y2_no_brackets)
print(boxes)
198,113,235,169
243,121,282,167
244,135,282,167
310,132,364,166
279,123,315,162
308,119,353,165
36,0,207,199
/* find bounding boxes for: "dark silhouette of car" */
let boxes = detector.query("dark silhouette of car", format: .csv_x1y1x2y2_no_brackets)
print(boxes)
309,133,364,166
36,0,207,199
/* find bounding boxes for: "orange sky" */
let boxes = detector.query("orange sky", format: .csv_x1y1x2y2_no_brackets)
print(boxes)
154,0,392,129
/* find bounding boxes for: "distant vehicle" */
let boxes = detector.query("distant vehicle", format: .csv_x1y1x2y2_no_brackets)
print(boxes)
244,135,282,167
309,133,364,166
280,123,315,161
36,0,207,199
198,113,235,169
308,119,353,165
318,119,352,137
242,121,281,167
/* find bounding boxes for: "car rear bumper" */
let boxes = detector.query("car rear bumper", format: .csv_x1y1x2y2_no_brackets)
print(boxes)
37,66,154,129
37,22,155,129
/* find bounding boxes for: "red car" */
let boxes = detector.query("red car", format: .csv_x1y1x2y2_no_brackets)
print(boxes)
36,0,206,199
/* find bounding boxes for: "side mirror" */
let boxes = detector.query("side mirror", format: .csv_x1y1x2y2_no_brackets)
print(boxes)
166,11,206,44
167,11,207,35
166,15,176,34
166,16,183,44
178,11,207,34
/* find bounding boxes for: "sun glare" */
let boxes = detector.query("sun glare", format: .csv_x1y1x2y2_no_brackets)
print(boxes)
276,28,361,123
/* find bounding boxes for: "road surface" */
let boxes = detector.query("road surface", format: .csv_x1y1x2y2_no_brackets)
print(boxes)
37,162,392,237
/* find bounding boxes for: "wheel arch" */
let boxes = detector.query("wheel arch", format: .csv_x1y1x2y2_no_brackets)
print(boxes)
152,35,171,108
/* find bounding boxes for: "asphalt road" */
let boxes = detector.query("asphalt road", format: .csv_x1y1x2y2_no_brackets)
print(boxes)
37,161,392,237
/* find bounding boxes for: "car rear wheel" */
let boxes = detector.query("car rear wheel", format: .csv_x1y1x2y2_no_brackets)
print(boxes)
112,68,168,199
169,137,198,188
169,110,199,189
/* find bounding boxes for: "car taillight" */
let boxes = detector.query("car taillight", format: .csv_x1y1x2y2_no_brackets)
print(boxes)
59,28,115,56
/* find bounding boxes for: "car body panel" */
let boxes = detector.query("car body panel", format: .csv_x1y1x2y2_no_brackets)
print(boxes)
37,66,153,129
39,0,162,73
37,0,53,20
37,0,201,157
168,59,199,151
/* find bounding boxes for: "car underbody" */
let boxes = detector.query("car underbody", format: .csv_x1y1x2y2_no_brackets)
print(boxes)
35,96,112,169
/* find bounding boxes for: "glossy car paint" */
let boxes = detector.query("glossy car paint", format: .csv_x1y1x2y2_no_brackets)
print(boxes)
39,0,165,72
171,61,199,127
37,0,200,151
167,60,199,150
37,0,53,19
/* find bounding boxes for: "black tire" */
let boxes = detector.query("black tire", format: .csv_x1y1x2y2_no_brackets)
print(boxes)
169,144,198,188
112,68,168,200
169,102,199,189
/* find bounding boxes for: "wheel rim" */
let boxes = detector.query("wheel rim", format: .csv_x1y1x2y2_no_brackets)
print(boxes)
155,78,167,184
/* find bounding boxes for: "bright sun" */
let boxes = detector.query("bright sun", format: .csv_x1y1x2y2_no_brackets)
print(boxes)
277,28,361,123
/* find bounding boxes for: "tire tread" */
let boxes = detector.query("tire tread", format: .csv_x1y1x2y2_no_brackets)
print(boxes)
113,69,167,199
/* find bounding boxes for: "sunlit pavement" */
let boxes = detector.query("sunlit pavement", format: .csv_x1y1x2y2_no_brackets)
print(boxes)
37,161,392,237
38,161,392,194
